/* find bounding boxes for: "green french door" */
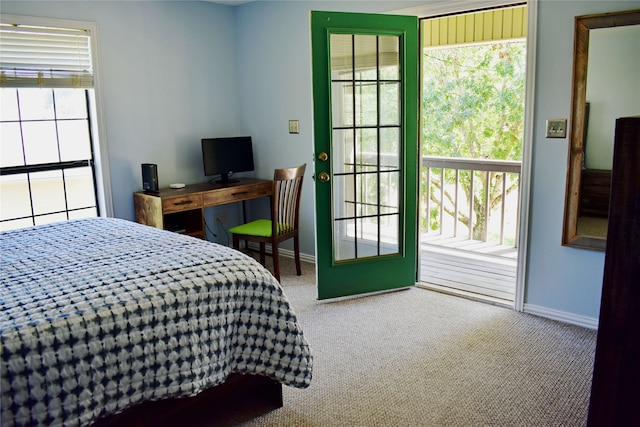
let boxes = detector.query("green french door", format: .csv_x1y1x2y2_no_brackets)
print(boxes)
311,11,419,300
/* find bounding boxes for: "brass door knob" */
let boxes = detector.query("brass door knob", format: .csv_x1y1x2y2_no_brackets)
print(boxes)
318,151,329,162
318,172,330,182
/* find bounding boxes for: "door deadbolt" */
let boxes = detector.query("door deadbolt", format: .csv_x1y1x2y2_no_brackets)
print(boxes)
318,172,330,182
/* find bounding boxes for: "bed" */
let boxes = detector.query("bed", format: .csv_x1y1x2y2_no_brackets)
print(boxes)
0,217,313,426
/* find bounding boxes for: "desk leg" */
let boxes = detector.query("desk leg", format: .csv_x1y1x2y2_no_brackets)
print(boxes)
242,200,249,250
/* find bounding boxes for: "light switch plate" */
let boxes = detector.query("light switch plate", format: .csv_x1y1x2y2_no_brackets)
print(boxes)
289,120,299,134
546,118,567,138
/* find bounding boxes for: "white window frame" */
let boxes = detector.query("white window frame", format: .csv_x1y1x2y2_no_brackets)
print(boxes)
1,14,113,218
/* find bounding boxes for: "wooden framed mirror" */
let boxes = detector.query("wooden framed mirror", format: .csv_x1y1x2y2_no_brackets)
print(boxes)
562,9,640,250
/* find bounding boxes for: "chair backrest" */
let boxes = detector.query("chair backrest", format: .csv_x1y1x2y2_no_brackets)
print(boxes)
272,164,306,236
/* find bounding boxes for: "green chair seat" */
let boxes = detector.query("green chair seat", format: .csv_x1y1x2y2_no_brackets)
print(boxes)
229,219,272,237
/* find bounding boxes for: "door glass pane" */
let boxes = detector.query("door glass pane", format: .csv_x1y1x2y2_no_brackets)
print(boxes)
332,81,353,127
354,35,377,75
330,34,354,80
333,129,353,174
380,82,400,126
330,32,402,262
334,218,355,260
379,35,400,80
381,214,399,254
380,171,399,202
354,82,377,127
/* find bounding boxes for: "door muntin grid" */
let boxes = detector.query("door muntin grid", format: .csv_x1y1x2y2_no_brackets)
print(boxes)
330,33,402,262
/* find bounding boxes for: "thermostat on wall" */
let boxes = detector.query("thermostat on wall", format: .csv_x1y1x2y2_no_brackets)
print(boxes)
169,183,186,189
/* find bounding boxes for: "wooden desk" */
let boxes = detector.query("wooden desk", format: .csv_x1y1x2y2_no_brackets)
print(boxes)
134,178,272,239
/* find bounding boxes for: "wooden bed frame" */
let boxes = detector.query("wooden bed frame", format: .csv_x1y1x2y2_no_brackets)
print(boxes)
92,374,282,426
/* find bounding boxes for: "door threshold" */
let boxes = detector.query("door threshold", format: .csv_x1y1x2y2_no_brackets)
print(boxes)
417,282,513,309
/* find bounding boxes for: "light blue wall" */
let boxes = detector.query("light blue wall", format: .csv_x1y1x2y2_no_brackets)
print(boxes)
3,0,638,321
525,0,638,320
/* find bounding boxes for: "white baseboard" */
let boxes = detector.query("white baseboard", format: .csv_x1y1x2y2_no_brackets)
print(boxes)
524,303,599,330
245,241,316,264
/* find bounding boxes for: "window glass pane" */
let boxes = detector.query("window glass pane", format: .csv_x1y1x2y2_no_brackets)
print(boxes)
65,167,96,210
0,174,32,221
68,207,97,220
0,218,34,232
34,212,67,226
1,89,19,121
58,120,91,161
30,170,66,215
18,89,55,120
22,121,59,164
0,122,25,167
54,89,87,119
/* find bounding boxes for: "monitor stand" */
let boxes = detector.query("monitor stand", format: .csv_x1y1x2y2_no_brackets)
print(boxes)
216,173,239,184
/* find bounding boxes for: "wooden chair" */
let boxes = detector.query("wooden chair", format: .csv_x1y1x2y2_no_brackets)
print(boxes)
229,164,306,281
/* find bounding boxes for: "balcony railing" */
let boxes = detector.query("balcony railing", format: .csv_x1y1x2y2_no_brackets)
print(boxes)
421,156,521,246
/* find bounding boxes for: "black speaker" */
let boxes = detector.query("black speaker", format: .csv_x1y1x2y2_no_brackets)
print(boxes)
141,163,159,193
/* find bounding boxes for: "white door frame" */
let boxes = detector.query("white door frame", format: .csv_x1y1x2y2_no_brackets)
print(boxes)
392,0,537,312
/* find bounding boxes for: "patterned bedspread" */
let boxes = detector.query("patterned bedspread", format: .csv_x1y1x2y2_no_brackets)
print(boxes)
0,218,312,426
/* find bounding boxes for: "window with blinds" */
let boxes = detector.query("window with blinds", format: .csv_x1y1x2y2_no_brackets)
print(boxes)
0,23,93,88
0,19,101,231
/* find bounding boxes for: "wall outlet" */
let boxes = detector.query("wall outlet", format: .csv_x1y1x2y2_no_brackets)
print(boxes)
546,118,567,138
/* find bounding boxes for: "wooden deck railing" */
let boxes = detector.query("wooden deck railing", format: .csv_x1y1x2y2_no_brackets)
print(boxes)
421,156,521,246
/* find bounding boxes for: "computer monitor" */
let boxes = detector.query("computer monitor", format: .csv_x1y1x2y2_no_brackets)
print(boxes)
202,136,254,183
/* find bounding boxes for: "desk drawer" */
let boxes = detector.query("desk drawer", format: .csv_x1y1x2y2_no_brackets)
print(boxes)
203,182,272,205
162,194,203,213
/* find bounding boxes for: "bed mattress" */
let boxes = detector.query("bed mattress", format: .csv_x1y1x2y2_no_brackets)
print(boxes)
0,218,312,426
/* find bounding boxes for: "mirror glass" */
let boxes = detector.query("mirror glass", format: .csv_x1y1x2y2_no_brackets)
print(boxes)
563,10,640,250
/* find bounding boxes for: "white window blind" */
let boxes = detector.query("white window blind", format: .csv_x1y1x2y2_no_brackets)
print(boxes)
0,23,93,88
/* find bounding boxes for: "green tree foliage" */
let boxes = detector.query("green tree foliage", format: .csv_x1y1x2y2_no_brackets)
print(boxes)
421,42,526,241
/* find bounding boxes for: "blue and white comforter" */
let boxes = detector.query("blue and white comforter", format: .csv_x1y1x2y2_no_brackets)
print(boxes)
0,218,312,426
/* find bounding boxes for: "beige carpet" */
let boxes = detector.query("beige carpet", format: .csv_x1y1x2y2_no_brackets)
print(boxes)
212,257,597,427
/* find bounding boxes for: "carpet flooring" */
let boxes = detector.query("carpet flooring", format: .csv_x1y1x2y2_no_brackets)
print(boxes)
211,258,597,427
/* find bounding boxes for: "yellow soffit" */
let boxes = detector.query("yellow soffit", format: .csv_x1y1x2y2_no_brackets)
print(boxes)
422,5,527,47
